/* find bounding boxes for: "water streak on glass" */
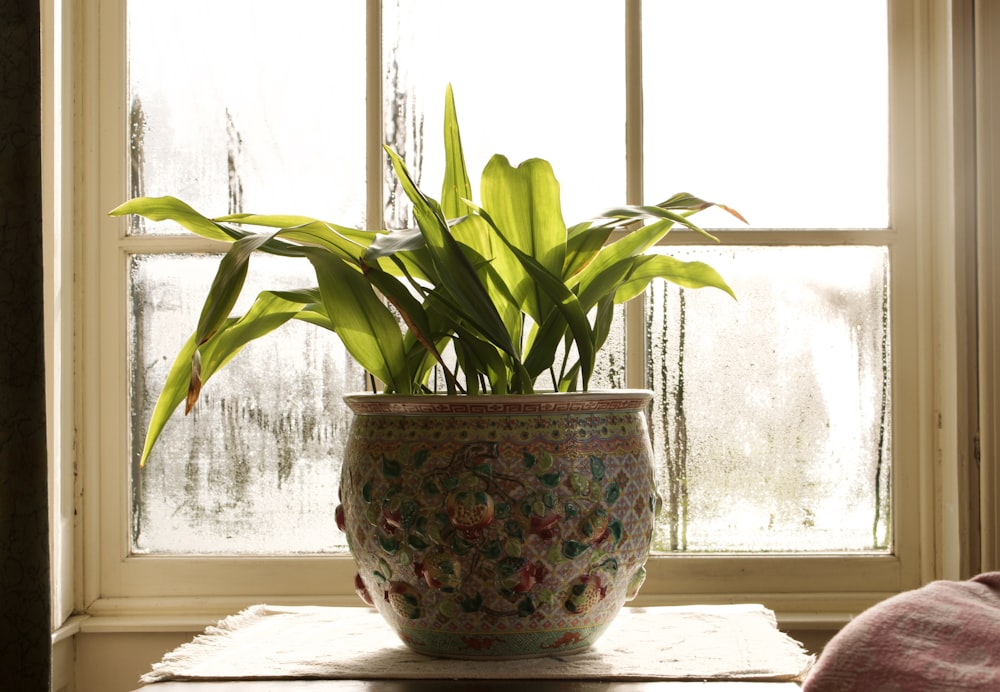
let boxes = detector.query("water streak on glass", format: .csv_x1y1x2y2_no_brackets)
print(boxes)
647,247,892,552
130,255,365,554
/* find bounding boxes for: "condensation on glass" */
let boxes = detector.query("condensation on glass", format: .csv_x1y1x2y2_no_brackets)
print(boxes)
126,0,893,556
127,1,366,553
129,255,364,554
647,247,892,552
643,0,889,229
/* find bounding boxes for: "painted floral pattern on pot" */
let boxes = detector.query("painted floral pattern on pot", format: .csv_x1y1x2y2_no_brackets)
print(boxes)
338,392,659,659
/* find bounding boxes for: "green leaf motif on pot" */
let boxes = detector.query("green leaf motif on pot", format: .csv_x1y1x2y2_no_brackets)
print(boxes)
460,592,483,613
422,479,440,496
438,598,459,619
536,451,553,472
408,534,430,551
562,540,589,559
382,456,402,478
494,502,511,520
379,535,400,554
589,456,606,481
484,539,503,560
412,448,429,468
599,557,619,573
517,597,537,617
538,471,561,488
609,519,624,545
570,472,589,495
605,481,621,505
504,540,522,558
450,533,473,556
505,520,524,540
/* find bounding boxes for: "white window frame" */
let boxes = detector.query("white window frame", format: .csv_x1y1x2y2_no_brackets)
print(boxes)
68,0,990,629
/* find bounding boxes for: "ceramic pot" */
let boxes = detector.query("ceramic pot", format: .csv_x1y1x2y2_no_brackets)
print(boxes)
336,391,659,659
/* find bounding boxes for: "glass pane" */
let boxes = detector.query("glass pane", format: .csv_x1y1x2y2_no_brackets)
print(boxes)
127,1,366,233
129,254,365,554
384,0,625,228
647,246,891,552
643,1,888,229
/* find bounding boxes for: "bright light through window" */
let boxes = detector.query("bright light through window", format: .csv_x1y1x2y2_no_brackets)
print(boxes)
127,0,891,555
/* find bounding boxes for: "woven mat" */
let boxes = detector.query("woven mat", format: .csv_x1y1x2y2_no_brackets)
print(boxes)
142,604,813,683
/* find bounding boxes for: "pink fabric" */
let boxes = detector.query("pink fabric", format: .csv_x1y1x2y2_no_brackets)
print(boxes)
804,573,1000,691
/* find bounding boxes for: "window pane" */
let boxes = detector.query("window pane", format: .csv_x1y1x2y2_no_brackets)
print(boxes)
647,246,891,552
643,1,888,229
129,254,363,554
127,1,366,233
384,0,625,227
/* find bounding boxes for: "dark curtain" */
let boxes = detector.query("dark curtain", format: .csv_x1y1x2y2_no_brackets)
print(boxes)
0,0,53,689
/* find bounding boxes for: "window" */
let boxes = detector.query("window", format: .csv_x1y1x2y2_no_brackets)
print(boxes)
82,0,973,618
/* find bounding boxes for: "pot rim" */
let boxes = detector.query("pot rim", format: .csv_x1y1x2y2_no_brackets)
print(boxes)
343,389,653,415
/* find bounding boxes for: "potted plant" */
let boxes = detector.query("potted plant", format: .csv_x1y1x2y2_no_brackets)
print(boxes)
111,86,743,658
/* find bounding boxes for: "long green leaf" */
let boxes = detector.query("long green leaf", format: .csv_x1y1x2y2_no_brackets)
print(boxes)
303,248,412,393
569,218,674,293
475,207,595,390
110,196,236,242
384,146,518,360
480,155,566,322
564,221,612,279
140,290,311,466
614,254,736,303
441,84,474,220
360,258,458,394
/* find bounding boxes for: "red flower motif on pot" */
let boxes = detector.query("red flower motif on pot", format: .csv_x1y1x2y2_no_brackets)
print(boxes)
528,513,561,540
510,562,548,594
354,572,374,606
564,574,607,615
414,548,462,593
386,581,422,620
445,490,495,538
579,508,610,545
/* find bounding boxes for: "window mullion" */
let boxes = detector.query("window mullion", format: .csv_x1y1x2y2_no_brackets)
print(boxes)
367,0,383,230
625,0,646,389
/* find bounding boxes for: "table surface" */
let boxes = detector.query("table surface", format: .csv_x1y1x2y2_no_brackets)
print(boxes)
135,682,801,691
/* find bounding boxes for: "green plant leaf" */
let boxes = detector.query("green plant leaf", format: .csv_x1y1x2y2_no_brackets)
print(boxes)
564,221,613,279
384,146,519,362
441,84,474,220
139,290,312,467
615,254,736,302
303,248,413,393
473,205,595,389
480,155,566,323
109,195,238,243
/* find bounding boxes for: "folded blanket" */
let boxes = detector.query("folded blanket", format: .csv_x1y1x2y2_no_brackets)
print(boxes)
804,572,1000,691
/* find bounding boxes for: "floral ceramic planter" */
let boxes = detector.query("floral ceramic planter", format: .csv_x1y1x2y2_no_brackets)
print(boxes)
336,391,659,659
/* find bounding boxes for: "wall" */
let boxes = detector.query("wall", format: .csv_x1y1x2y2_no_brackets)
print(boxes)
74,632,191,692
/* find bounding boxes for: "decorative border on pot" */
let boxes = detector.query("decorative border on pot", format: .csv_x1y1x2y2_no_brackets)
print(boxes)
345,390,653,416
